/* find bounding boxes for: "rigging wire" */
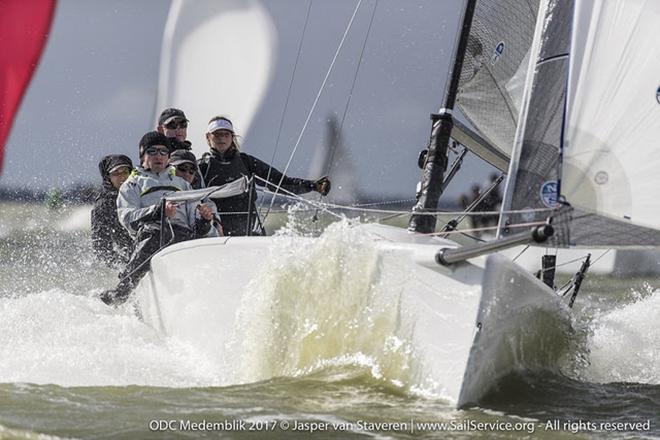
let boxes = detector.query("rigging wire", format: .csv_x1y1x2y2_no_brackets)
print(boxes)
255,178,551,237
259,0,314,212
310,0,379,222
512,245,530,262
262,0,365,220
590,248,612,266
324,0,378,179
257,183,554,217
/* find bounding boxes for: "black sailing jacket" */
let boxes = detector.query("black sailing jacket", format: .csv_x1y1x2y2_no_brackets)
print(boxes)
198,148,315,236
91,183,134,269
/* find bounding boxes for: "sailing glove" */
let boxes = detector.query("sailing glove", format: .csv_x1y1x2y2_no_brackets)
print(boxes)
314,176,331,196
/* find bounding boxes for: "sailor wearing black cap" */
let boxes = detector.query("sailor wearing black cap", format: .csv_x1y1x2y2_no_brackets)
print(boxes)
169,150,223,235
91,154,134,268
169,148,203,188
156,107,193,153
100,131,216,306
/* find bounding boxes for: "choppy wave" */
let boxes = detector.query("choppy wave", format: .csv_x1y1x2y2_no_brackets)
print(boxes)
3,208,658,402
582,290,660,384
0,290,221,387
0,202,91,239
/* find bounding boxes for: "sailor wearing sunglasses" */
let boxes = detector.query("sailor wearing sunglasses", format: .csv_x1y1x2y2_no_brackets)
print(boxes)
156,107,193,152
100,131,215,306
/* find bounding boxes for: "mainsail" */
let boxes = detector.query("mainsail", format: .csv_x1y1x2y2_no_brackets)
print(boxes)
456,0,540,157
501,0,660,247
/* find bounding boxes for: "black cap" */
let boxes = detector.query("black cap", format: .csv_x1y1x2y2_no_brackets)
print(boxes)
169,150,197,166
158,108,188,126
139,131,171,157
98,154,133,179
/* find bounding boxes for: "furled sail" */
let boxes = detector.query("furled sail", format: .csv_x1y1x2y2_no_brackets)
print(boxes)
455,0,540,157
563,0,660,237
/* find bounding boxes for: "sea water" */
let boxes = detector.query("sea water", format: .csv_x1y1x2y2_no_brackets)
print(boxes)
0,202,659,439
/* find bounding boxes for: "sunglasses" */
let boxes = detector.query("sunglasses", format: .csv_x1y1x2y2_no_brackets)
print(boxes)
176,164,196,174
164,120,188,130
210,130,232,138
145,147,170,156
110,168,130,177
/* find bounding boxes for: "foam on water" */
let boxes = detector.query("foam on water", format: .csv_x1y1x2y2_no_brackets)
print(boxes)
225,219,429,394
0,290,221,387
582,290,660,384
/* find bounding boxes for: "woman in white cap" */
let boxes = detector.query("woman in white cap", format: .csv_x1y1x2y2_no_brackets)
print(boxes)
199,116,331,236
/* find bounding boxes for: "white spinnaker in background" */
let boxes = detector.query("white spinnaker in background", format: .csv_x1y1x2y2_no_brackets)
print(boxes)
564,0,660,231
156,0,276,156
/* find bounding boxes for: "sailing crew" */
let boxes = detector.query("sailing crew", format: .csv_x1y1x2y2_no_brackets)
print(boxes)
169,149,224,236
100,131,216,306
157,107,204,188
198,115,331,236
156,107,192,152
169,150,198,184
91,154,134,269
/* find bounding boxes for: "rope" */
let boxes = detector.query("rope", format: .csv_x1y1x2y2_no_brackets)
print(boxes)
535,248,611,275
255,177,344,220
512,245,530,262
264,0,364,217
350,198,418,207
255,181,554,217
261,0,313,211
590,248,612,266
424,221,547,237
311,0,379,222
254,179,552,236
324,0,377,178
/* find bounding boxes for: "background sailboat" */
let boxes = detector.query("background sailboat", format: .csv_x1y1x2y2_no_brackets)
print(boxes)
156,0,276,147
308,115,360,205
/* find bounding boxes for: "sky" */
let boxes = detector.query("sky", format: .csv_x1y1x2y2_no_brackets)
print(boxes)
1,0,495,203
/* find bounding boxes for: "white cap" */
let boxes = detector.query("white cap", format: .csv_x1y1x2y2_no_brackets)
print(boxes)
206,119,234,134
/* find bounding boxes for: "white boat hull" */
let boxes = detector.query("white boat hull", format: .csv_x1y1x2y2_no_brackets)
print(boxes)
458,254,572,406
135,223,571,406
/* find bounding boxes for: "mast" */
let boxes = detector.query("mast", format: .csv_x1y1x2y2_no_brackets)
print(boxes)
408,0,478,233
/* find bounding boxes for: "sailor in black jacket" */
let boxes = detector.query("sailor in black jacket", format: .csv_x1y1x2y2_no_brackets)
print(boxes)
91,154,134,269
198,116,331,236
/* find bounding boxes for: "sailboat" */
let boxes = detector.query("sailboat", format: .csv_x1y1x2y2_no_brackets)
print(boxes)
132,0,660,408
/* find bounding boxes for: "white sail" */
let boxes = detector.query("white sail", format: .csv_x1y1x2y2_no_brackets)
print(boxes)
156,0,276,155
564,0,660,231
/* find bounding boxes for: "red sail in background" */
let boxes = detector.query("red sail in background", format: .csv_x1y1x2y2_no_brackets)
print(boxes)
0,0,56,175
